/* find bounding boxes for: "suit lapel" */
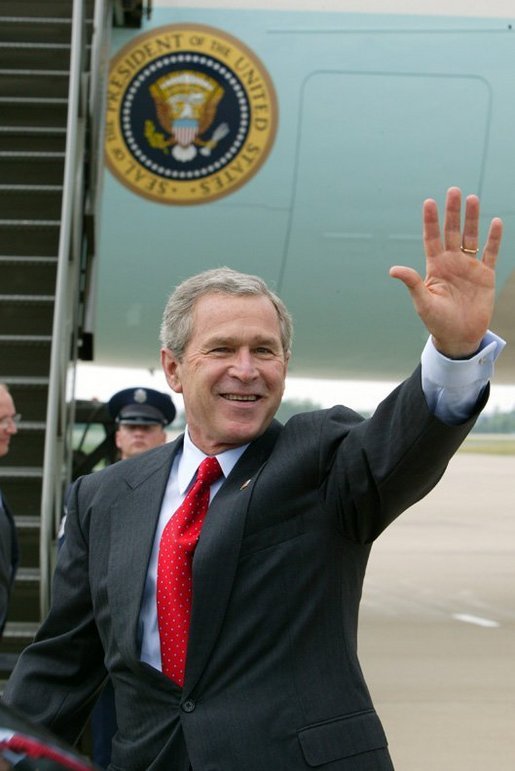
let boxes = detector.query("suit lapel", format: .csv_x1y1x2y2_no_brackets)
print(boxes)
184,421,282,692
108,439,182,663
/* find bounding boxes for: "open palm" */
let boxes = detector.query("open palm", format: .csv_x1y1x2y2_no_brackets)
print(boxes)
390,187,503,358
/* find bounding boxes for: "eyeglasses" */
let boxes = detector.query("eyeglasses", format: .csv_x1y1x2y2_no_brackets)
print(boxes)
0,414,22,429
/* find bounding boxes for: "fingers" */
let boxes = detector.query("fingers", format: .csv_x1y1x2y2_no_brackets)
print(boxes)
389,265,427,314
460,193,480,253
441,187,480,253
425,187,501,264
422,187,463,256
389,265,423,291
482,216,503,269
422,197,443,258
443,186,464,252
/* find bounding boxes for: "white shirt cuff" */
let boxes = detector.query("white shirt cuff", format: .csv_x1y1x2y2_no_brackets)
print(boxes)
421,331,506,424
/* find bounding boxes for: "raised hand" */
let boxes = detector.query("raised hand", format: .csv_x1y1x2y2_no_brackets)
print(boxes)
389,187,503,358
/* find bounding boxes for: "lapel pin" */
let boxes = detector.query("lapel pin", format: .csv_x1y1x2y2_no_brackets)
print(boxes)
240,479,252,490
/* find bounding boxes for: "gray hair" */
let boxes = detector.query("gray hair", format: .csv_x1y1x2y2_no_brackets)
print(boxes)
160,267,293,359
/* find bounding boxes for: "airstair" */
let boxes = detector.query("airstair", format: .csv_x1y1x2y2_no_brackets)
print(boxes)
0,0,114,680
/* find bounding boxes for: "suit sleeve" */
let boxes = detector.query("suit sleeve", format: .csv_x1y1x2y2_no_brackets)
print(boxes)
320,365,487,544
0,508,12,635
2,477,106,744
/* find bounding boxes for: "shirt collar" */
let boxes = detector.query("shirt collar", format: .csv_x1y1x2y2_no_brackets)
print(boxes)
178,429,249,494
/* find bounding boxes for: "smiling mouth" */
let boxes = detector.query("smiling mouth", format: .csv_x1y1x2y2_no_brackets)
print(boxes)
221,394,260,402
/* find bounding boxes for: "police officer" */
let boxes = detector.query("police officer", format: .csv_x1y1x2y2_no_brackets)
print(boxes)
108,387,176,461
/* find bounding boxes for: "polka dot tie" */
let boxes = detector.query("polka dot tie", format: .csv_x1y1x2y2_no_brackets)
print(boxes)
156,456,223,686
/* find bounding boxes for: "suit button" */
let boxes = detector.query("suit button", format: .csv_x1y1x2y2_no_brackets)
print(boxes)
182,699,196,713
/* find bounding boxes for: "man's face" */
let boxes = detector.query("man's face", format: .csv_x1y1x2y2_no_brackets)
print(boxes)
161,293,289,455
0,389,17,458
115,423,167,460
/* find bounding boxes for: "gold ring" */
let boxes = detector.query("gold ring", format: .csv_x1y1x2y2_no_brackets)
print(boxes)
460,244,479,255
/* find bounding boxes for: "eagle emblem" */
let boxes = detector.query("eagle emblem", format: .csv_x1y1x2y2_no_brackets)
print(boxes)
145,70,229,162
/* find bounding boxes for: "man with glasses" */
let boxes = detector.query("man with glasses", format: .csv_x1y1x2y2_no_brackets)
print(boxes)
0,384,19,637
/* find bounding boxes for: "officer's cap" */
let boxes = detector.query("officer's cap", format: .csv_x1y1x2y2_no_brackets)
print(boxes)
108,387,176,427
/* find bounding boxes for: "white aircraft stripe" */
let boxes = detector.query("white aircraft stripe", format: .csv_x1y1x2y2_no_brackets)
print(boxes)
452,613,500,628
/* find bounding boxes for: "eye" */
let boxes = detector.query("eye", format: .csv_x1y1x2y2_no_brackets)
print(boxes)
254,346,275,356
209,346,232,355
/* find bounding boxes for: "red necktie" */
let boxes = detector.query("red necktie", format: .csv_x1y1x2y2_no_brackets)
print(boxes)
156,456,223,686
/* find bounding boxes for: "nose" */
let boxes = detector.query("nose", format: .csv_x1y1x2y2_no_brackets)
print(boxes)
230,349,258,381
6,419,17,435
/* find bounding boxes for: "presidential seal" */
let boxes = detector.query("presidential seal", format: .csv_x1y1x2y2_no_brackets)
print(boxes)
105,24,278,205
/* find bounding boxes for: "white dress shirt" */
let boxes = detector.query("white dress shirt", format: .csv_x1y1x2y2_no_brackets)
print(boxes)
139,432,248,670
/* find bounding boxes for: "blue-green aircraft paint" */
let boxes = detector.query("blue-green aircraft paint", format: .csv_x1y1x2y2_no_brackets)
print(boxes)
96,1,515,383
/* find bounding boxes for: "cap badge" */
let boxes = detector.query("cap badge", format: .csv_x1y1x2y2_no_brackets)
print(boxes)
133,388,147,403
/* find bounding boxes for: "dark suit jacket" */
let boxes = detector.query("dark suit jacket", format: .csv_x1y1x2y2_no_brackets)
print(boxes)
0,490,19,636
3,369,484,770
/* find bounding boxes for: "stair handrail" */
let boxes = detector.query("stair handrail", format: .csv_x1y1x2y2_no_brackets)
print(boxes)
39,0,89,617
80,0,112,358
88,0,111,226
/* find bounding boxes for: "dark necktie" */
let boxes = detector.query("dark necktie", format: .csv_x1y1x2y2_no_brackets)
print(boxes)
156,456,223,685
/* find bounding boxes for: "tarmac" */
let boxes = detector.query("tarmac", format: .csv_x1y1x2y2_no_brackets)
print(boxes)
358,452,515,771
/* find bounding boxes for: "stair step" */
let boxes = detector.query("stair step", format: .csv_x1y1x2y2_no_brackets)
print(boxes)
0,126,66,153
15,567,39,581
0,256,58,294
0,335,52,376
0,151,65,184
0,69,69,99
0,221,60,255
0,185,63,219
0,466,43,479
0,96,68,129
0,294,55,335
0,1,93,17
16,515,41,527
1,376,49,386
0,42,70,71
0,18,75,45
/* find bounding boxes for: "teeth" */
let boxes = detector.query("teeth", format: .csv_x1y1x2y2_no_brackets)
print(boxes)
223,394,257,401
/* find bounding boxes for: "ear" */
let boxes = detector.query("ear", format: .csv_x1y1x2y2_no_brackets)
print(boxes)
161,348,183,394
114,429,123,452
